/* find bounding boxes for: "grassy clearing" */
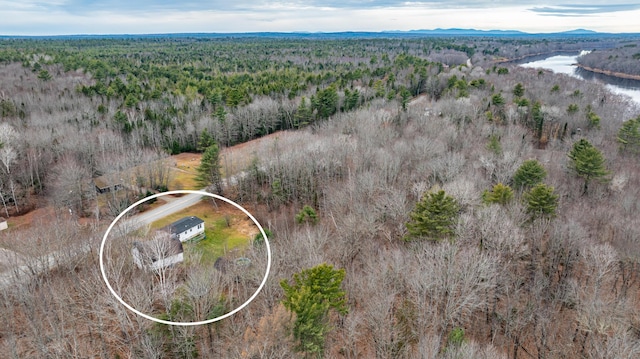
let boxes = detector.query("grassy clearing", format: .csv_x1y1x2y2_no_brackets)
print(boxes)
148,200,253,264
168,168,201,190
167,153,202,191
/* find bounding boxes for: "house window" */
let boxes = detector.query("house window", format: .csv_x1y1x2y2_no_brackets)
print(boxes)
198,224,202,229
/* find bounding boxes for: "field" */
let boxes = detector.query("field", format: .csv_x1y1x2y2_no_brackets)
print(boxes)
167,153,202,190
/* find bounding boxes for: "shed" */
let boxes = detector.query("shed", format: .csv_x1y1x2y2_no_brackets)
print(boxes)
94,174,125,194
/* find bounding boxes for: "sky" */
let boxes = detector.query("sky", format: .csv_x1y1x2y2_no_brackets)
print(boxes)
1,1,639,35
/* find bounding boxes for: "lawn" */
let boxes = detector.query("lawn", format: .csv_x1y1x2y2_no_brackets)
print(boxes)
148,200,255,264
186,217,251,265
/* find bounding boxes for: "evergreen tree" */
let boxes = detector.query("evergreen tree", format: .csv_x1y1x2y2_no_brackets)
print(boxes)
524,183,559,218
487,134,502,155
513,82,525,98
197,130,215,152
491,93,505,106
567,139,610,194
294,97,313,128
37,69,52,81
197,143,222,193
399,87,412,111
343,88,360,112
482,183,514,205
405,190,460,241
513,159,547,189
215,106,227,122
586,106,601,129
617,116,640,154
315,85,338,119
532,101,544,139
280,264,348,357
296,205,319,225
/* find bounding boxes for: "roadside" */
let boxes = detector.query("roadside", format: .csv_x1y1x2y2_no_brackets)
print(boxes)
0,133,276,288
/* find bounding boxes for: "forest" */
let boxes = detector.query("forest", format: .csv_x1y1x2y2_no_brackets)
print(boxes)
577,40,640,78
1,34,640,358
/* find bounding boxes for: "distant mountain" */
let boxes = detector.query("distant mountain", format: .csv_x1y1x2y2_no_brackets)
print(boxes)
397,28,528,36
386,28,607,37
2,28,635,40
558,29,598,35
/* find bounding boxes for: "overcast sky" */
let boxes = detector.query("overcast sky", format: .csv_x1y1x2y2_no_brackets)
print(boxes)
1,1,639,35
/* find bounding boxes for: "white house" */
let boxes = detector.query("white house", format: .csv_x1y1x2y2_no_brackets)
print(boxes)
0,217,7,231
167,216,205,242
132,234,184,271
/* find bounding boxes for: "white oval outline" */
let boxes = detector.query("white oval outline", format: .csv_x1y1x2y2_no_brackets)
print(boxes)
99,190,271,326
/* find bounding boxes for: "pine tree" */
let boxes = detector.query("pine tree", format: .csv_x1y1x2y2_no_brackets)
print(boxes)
524,183,558,218
567,139,610,195
405,190,460,241
280,264,348,357
294,97,313,128
617,116,640,154
513,159,547,189
197,143,222,193
491,93,505,106
513,82,525,98
37,69,52,81
314,85,338,119
487,134,502,155
532,101,544,139
482,183,514,205
197,130,215,152
295,205,319,225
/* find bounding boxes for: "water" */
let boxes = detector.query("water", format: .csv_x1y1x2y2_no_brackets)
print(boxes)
518,52,640,105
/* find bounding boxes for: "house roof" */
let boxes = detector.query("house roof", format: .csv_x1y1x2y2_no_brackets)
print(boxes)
133,236,183,263
168,216,204,234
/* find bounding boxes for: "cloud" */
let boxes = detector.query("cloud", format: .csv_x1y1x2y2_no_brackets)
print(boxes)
6,0,640,15
1,0,638,34
530,3,640,16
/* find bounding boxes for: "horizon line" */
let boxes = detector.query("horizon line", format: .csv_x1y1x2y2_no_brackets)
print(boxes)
2,28,639,38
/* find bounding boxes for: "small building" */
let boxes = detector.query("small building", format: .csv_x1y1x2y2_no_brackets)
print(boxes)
94,175,124,194
0,217,7,231
132,235,184,271
167,216,205,242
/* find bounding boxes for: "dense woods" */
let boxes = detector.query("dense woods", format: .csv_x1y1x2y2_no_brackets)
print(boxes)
1,34,640,358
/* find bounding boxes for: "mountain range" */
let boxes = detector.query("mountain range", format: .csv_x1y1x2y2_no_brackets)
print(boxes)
2,28,636,39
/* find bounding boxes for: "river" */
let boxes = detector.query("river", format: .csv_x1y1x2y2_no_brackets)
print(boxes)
518,52,640,105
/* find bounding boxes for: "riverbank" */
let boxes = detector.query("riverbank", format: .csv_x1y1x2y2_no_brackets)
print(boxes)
494,50,580,64
574,64,640,81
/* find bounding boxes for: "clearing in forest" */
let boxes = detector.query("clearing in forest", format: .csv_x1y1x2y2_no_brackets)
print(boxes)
147,199,258,265
167,153,202,190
